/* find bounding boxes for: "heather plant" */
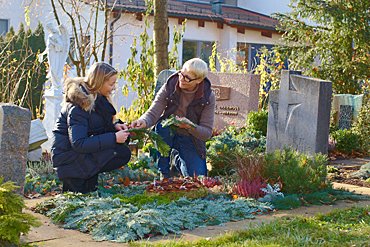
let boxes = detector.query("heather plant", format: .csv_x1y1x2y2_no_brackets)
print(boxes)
233,178,266,199
263,148,329,194
232,151,266,199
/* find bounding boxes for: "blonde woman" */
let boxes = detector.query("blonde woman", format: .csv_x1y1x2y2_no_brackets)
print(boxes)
51,62,131,193
131,58,215,178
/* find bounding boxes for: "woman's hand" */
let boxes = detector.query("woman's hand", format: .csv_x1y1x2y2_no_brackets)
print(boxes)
130,119,147,129
115,123,128,131
115,130,130,143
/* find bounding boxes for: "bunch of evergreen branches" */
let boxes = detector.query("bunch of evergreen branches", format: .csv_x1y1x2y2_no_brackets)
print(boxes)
125,128,170,157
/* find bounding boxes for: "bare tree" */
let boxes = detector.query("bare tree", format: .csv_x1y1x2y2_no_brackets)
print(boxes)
153,0,169,78
50,0,119,76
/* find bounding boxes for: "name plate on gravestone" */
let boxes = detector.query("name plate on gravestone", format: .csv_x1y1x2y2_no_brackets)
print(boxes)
266,70,332,155
208,73,260,130
211,85,231,100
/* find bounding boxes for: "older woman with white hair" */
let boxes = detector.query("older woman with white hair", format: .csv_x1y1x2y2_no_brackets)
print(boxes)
131,58,215,178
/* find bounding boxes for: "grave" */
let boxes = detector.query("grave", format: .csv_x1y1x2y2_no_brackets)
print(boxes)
0,103,31,192
266,70,332,155
332,94,364,129
156,70,260,130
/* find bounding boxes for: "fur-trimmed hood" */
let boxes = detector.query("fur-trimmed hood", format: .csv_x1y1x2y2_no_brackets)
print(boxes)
63,77,95,112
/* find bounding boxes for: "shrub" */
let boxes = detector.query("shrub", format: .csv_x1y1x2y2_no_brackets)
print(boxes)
263,148,329,194
0,178,40,245
352,96,370,153
331,129,362,154
207,127,266,176
246,110,268,137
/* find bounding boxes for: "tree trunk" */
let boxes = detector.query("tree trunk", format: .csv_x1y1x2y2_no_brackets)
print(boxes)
154,0,169,80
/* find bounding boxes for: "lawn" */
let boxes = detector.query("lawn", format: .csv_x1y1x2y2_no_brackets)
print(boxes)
133,206,370,247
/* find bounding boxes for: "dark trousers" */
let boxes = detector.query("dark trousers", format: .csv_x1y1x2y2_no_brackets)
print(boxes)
62,144,131,193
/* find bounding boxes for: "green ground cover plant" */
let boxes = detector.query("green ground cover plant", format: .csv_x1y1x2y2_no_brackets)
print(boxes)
135,206,370,247
270,188,370,210
34,190,272,242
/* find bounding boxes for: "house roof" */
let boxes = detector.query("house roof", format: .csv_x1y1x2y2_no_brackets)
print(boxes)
102,0,278,31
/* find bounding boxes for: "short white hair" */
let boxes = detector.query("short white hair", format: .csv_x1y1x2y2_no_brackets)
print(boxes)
182,58,208,79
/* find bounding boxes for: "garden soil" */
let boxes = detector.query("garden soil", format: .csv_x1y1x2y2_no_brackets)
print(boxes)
21,158,370,247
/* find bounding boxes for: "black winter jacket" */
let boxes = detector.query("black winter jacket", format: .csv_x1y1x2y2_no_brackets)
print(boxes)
51,78,127,179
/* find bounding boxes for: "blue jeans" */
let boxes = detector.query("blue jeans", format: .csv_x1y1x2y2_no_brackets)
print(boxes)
155,122,207,178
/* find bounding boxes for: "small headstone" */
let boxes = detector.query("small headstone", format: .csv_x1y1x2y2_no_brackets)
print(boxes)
0,104,31,192
338,105,353,129
29,118,48,151
155,69,176,95
332,94,363,127
155,70,260,130
266,70,332,155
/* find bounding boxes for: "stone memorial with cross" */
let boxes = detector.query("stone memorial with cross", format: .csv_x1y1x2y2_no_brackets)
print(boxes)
155,70,260,130
0,104,31,193
266,70,332,155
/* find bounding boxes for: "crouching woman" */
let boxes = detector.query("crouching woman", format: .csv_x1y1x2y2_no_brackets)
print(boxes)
51,62,131,193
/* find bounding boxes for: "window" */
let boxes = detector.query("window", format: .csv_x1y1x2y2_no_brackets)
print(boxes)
182,40,213,65
236,42,274,71
0,19,9,36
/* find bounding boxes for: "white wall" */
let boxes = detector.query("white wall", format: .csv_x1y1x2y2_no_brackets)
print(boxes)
238,0,291,16
0,0,29,31
0,0,284,111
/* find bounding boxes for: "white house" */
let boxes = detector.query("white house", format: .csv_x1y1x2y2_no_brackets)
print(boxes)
0,0,291,109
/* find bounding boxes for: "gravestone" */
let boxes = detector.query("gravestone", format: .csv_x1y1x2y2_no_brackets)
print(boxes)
207,73,260,130
332,94,363,129
266,70,332,155
0,104,31,192
155,69,176,95
155,70,261,130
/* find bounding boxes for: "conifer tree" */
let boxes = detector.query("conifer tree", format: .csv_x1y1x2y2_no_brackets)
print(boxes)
274,0,370,94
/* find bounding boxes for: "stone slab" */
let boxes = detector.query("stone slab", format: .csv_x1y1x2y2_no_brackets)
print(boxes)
155,70,260,130
0,103,31,192
266,70,332,155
